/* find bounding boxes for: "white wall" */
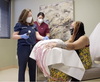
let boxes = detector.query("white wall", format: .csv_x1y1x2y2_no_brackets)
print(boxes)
14,0,66,23
14,0,100,37
74,0,100,37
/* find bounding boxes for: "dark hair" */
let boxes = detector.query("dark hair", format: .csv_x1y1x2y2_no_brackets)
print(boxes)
18,9,34,25
74,22,85,41
70,21,85,42
37,12,45,18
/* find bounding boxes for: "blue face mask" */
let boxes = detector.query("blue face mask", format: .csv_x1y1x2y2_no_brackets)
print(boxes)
70,28,74,35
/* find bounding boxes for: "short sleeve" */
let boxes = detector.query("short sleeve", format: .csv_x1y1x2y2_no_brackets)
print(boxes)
14,23,21,32
34,24,38,31
46,24,49,33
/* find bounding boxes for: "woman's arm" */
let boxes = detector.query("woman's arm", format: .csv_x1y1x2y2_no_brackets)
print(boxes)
36,31,44,40
47,36,89,50
12,31,21,40
65,38,72,43
67,36,89,50
46,33,50,38
59,36,89,50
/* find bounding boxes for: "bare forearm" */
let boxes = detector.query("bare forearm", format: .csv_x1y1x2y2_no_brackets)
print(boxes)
46,33,50,38
56,42,68,49
56,42,75,50
36,35,43,40
36,32,43,40
12,35,21,40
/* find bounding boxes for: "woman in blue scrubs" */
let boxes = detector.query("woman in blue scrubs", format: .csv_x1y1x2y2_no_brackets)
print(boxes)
12,9,49,82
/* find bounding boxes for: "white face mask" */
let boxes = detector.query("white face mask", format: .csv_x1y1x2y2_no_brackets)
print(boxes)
38,19,44,24
26,17,32,23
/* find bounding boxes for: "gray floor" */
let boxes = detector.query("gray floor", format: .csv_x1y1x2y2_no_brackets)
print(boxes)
0,68,29,82
0,68,100,82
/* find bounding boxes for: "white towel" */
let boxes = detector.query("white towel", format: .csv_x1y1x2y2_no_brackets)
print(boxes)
30,39,85,80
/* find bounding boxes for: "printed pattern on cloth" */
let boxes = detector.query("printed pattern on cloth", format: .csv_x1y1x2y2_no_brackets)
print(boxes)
49,68,71,81
49,46,92,81
78,47,92,69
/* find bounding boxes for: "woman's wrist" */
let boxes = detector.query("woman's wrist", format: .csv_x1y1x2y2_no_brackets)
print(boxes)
56,42,67,49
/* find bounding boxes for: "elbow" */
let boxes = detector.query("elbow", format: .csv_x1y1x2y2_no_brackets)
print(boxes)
12,35,18,40
12,35,15,40
12,34,14,39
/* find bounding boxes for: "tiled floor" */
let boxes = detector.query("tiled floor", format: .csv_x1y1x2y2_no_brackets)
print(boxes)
0,68,100,82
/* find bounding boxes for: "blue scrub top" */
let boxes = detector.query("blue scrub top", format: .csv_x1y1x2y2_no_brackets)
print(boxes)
14,22,38,47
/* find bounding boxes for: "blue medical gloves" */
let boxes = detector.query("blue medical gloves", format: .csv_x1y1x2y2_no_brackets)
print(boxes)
43,36,49,40
20,33,29,39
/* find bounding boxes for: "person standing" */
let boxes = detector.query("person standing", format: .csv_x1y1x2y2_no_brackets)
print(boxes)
12,9,49,82
34,12,50,42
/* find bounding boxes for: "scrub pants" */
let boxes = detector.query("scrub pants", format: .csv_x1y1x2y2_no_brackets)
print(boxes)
17,45,36,82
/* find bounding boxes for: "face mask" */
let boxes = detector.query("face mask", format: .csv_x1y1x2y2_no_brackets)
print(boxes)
70,28,74,35
38,19,44,24
26,17,32,23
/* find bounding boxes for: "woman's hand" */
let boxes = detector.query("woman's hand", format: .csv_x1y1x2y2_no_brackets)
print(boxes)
43,36,49,40
45,42,57,48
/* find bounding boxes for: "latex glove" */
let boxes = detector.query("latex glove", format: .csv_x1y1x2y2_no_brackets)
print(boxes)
20,33,29,39
43,36,49,40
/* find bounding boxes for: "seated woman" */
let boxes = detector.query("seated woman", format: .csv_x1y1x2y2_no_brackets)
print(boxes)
47,21,92,81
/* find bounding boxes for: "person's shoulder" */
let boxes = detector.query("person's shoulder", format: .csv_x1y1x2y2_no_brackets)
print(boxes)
15,22,21,26
14,22,22,31
32,23,37,28
14,22,22,28
43,22,49,27
43,22,47,25
81,35,88,38
79,35,89,41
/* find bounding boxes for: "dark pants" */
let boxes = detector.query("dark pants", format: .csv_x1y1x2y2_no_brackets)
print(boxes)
17,45,36,82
